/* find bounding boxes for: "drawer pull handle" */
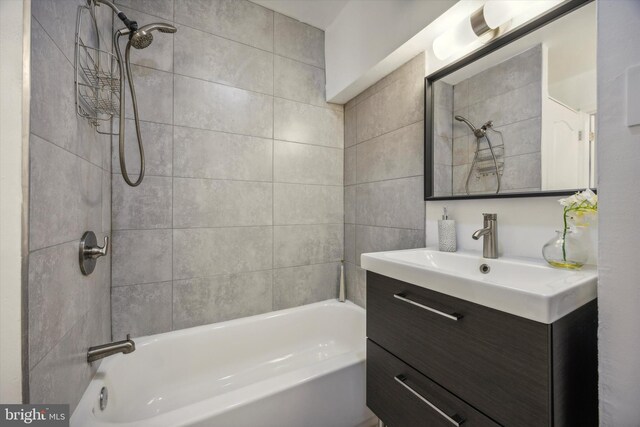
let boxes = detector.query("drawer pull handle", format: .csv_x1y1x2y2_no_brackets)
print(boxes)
393,293,462,321
394,375,465,426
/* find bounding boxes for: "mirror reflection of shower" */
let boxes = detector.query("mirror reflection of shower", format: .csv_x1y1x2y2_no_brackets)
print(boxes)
97,0,177,187
454,115,503,195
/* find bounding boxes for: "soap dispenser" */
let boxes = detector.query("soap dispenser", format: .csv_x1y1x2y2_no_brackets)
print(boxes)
438,207,457,252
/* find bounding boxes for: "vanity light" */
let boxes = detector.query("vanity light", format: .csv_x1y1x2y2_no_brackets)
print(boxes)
433,1,533,61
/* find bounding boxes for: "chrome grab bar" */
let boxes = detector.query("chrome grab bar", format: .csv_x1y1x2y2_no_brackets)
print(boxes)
394,375,465,427
393,293,462,321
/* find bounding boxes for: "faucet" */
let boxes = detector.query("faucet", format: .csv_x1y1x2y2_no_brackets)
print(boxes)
87,334,135,363
472,213,498,259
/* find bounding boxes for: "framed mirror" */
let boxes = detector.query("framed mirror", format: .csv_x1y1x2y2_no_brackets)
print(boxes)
425,0,596,200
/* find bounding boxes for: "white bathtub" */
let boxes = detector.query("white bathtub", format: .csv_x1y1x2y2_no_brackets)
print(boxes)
72,300,375,427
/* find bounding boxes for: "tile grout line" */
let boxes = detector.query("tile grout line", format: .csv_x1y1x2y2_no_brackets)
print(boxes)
129,117,344,151
132,62,339,112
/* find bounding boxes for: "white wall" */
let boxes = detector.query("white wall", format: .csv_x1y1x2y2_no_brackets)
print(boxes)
325,0,455,103
597,0,640,424
0,0,27,403
426,197,597,263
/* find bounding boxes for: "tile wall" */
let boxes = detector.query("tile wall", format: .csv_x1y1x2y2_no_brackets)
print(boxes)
28,0,113,411
343,53,426,307
110,0,344,338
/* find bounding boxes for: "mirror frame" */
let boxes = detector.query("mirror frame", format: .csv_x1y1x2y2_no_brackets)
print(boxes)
424,0,595,200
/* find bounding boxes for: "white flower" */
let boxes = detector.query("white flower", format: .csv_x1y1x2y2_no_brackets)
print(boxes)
559,189,597,208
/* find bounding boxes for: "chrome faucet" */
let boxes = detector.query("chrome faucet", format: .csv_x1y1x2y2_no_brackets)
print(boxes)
87,334,135,363
472,213,498,259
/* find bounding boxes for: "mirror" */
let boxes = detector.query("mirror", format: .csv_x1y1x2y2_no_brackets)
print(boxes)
425,0,596,199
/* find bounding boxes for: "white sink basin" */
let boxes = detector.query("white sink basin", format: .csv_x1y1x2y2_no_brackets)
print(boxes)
361,248,597,324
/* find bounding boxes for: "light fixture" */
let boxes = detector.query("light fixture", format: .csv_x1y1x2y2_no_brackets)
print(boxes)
432,1,533,61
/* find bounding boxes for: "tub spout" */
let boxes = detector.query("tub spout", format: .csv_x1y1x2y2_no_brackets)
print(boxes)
88,334,135,363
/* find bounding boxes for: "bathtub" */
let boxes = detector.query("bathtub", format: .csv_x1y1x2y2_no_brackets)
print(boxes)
72,300,375,427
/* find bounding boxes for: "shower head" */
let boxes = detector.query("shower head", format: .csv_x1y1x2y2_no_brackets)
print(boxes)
129,23,177,49
455,115,486,138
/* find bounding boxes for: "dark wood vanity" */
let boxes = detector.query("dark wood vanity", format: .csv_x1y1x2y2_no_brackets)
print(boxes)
366,272,598,427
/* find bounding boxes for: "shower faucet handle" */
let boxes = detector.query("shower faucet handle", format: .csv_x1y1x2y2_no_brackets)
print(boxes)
85,236,109,258
80,231,109,275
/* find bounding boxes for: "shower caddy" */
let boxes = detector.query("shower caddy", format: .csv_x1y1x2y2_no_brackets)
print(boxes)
74,0,119,134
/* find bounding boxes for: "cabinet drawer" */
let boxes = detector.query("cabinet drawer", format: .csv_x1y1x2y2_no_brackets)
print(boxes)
368,340,499,427
367,272,550,427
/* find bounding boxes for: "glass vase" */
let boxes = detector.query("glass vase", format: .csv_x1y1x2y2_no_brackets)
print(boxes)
542,229,589,270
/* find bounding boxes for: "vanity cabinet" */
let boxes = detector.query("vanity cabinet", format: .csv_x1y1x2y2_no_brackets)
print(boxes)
366,272,598,427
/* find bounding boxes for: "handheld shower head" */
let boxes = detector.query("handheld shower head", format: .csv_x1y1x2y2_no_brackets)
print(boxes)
129,23,177,49
455,115,485,138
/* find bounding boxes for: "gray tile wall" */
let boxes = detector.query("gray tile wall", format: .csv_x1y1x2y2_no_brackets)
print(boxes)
447,45,543,196
343,53,426,308
28,0,112,411
110,0,344,339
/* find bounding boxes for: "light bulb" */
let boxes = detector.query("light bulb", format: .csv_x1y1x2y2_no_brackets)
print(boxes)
483,0,535,29
433,15,477,60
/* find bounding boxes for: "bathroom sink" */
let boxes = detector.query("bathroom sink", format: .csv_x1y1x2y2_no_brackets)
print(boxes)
360,248,597,323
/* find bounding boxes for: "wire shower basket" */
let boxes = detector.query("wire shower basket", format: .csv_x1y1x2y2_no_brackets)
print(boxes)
75,1,119,134
474,128,505,179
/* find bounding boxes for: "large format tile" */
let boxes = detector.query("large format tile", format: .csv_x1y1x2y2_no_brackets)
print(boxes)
173,270,272,329
356,65,423,143
468,81,541,128
30,19,103,167
345,262,366,308
501,153,542,191
274,224,343,268
273,262,339,309
29,306,106,413
111,282,173,340
356,121,424,183
173,227,273,279
123,65,173,125
467,44,542,103
112,120,173,176
274,183,342,225
344,224,356,264
347,53,425,110
274,140,342,185
112,175,172,230
175,24,273,94
174,0,274,52
174,75,273,138
33,0,110,64
29,135,103,250
344,106,357,148
356,177,425,230
173,178,272,227
112,229,172,286
496,117,542,157
274,55,325,107
344,185,356,224
115,0,174,21
344,145,356,186
173,126,272,181
274,98,343,148
355,225,424,266
433,164,453,197
28,240,108,369
274,13,324,68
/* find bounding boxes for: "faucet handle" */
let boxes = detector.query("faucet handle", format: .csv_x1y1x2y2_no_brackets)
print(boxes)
482,213,497,220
